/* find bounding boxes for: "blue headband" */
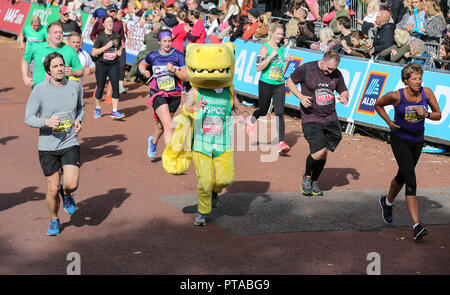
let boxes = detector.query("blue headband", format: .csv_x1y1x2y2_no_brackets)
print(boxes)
158,31,172,41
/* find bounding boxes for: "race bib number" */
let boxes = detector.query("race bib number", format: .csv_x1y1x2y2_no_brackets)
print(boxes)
315,88,335,106
52,112,73,134
405,105,425,123
203,116,223,136
269,66,283,82
157,75,176,91
103,49,117,61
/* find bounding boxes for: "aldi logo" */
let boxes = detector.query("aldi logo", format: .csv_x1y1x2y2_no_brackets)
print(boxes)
357,71,389,115
284,56,303,96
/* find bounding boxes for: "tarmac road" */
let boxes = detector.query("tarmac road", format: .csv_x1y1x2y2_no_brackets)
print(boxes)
0,35,449,276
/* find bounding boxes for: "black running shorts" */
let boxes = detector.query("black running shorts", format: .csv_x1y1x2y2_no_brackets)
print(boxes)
152,95,181,114
38,145,81,176
302,120,342,154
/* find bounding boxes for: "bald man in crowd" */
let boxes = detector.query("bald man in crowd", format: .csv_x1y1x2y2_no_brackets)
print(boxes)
370,9,396,57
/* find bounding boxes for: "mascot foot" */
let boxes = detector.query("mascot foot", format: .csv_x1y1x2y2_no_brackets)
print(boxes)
194,212,207,226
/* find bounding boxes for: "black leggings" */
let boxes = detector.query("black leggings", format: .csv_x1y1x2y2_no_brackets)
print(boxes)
95,61,120,99
119,48,126,81
390,134,423,196
252,80,286,141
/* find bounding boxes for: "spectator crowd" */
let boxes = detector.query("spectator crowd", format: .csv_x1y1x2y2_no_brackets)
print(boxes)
21,0,450,77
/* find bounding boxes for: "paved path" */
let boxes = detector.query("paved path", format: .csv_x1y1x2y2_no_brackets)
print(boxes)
0,36,449,275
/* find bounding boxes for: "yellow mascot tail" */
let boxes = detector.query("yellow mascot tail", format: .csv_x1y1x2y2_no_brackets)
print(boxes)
162,106,194,174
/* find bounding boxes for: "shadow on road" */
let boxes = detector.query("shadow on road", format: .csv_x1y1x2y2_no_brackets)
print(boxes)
0,136,18,145
80,134,127,163
0,186,45,212
62,188,131,229
318,167,360,191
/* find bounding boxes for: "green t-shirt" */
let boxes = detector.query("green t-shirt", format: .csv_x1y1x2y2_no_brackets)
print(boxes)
193,87,234,158
24,41,83,86
22,25,47,48
259,42,286,85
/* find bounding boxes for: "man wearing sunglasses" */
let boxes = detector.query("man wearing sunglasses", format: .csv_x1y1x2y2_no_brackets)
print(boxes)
58,6,82,43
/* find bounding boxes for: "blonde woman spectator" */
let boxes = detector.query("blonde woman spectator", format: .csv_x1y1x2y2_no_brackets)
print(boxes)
401,0,426,34
420,0,446,39
311,27,339,51
253,12,271,40
357,0,379,35
379,28,411,64
222,0,241,25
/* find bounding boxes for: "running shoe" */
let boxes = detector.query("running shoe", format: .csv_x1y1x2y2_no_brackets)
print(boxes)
413,223,428,241
212,191,219,208
278,141,290,155
119,84,127,94
110,110,125,119
379,196,393,224
94,108,102,119
301,173,312,196
60,184,76,215
47,219,61,236
246,117,256,137
147,136,157,158
311,182,323,196
194,212,207,226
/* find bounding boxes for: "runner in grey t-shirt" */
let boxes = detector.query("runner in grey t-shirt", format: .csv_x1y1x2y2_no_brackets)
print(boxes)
24,52,85,236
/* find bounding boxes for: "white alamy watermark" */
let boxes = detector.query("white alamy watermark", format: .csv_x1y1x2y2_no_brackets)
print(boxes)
171,115,281,162
366,252,381,275
66,252,81,275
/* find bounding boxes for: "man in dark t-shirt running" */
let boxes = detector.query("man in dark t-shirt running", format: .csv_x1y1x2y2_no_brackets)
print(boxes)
286,50,349,196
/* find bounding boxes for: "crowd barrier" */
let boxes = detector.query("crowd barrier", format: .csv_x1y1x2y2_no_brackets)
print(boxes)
1,1,449,145
229,38,450,145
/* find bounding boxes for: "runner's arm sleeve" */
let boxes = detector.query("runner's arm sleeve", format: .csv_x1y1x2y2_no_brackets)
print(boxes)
336,71,348,94
75,84,85,123
24,87,45,128
289,65,305,85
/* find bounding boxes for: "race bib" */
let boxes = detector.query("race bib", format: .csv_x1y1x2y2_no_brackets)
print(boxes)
52,112,73,134
315,88,335,106
157,75,176,91
269,66,283,82
103,49,117,61
405,105,425,123
203,116,223,136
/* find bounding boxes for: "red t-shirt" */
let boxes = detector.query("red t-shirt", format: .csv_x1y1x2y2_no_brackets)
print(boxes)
171,23,188,53
190,20,206,44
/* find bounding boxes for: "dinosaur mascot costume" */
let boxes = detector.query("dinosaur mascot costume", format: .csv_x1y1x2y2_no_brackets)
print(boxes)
162,42,248,226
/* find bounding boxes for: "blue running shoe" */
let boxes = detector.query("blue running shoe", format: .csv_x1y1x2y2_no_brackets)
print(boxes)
147,136,157,158
60,184,76,215
94,108,102,119
47,219,61,236
110,110,125,119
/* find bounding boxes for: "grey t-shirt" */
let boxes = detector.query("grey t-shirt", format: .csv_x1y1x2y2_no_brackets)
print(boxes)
24,79,85,151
